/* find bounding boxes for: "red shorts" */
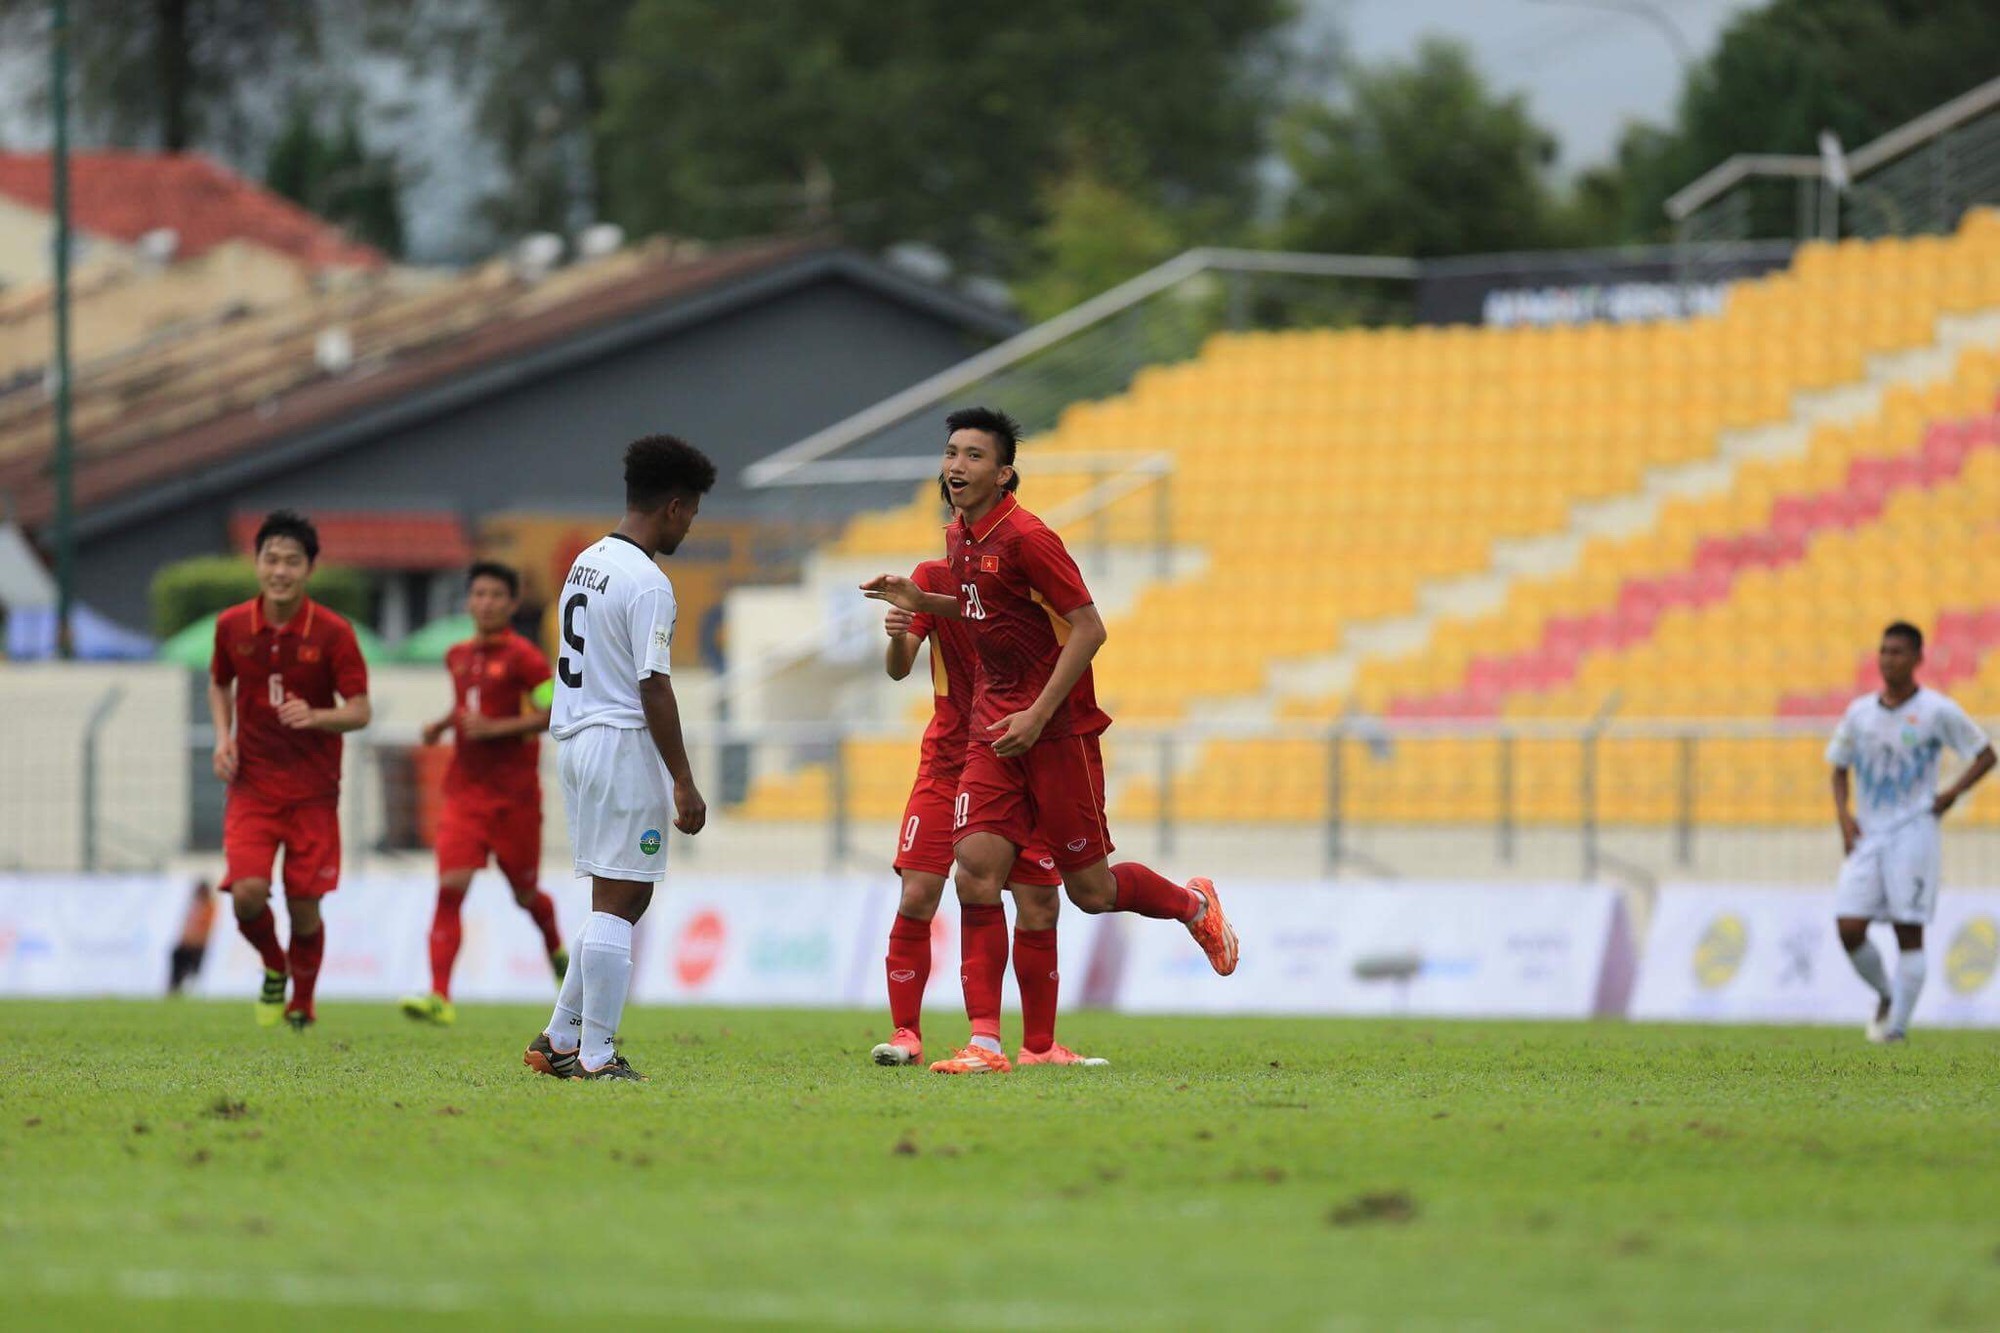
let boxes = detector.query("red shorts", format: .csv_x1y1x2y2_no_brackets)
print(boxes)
222,789,341,899
954,733,1114,872
435,791,542,890
894,776,1061,887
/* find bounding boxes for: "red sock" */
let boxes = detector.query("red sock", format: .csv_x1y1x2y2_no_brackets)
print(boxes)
429,885,467,1000
960,904,1008,1042
235,905,286,973
287,923,324,1019
1112,862,1199,922
1013,927,1060,1055
885,913,932,1034
521,890,562,956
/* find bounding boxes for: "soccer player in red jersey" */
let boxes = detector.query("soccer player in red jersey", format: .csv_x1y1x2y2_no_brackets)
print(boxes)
399,561,565,1025
871,552,1107,1069
864,407,1238,1074
208,510,372,1030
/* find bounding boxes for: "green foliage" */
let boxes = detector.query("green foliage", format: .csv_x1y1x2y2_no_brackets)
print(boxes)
596,0,1295,279
1277,38,1567,259
1591,0,2000,241
149,556,370,638
1013,166,1186,324
11,1004,2000,1327
264,99,405,258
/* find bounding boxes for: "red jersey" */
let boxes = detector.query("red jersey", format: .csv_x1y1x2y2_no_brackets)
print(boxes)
442,628,552,803
944,495,1110,741
210,597,369,803
906,558,977,785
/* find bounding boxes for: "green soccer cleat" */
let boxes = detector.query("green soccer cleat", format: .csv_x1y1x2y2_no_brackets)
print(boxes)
549,948,570,984
399,993,456,1026
574,1052,646,1082
255,969,287,1028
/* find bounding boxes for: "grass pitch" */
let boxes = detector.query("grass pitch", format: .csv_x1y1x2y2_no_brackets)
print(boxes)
8,1002,1999,1330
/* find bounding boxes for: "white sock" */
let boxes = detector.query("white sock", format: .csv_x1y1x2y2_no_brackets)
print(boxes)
1844,939,1892,1003
970,1034,1004,1054
1888,947,1926,1035
579,912,635,1071
544,929,587,1053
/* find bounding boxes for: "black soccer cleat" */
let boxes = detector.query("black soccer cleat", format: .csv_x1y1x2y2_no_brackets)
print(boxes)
284,1011,315,1033
573,1052,646,1082
523,1031,581,1079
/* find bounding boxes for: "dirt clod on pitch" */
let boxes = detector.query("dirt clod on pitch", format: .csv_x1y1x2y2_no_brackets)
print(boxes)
1328,1190,1418,1227
206,1097,249,1121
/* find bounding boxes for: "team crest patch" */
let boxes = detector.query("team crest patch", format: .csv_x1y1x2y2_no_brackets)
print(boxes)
299,645,322,663
639,829,663,856
979,555,1000,573
233,641,255,656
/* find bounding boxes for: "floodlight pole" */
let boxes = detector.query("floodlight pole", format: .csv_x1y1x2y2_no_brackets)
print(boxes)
51,0,76,659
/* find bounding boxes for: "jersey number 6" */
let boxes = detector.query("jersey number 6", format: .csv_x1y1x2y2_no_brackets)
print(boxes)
558,592,587,688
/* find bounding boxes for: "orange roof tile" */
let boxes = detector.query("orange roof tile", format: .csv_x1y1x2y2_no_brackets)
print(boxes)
231,510,471,571
0,151,384,271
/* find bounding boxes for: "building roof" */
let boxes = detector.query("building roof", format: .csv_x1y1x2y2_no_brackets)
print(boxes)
229,510,472,572
0,236,1017,536
0,151,384,271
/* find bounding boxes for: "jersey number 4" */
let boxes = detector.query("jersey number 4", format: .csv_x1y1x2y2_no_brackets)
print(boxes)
558,592,587,688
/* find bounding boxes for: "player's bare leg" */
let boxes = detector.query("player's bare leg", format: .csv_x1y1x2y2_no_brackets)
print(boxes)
1838,916,1895,1040
1010,882,1107,1068
1062,859,1237,977
229,876,289,1026
283,896,324,1031
1883,921,1926,1043
874,870,944,1066
403,869,473,1025
929,834,1015,1074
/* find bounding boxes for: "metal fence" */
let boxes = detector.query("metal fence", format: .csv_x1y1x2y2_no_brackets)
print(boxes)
8,689,2000,895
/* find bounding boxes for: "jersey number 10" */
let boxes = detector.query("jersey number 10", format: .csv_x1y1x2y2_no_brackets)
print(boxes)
559,593,587,688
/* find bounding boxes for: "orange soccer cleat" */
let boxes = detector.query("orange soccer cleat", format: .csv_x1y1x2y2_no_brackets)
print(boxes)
929,1044,1013,1075
870,1028,923,1067
1185,877,1239,976
1015,1043,1110,1067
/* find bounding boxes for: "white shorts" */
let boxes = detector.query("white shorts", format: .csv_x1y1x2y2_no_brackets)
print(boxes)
558,725,672,883
1834,816,1942,924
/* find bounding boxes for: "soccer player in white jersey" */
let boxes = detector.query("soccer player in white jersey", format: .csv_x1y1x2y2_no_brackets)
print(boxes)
1829,621,1995,1044
522,435,715,1081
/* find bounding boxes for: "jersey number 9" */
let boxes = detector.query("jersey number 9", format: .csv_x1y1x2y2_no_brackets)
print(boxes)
559,593,587,688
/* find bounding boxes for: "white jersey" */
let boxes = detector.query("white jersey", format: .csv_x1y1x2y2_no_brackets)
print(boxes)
549,533,677,739
1827,687,1988,836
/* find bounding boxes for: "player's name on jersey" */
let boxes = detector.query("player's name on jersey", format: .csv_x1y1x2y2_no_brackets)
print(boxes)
565,564,613,593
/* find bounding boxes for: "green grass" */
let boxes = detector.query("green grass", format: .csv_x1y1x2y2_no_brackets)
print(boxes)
6,1002,1999,1331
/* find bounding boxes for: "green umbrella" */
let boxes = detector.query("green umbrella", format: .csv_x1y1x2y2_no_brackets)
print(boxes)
393,613,475,663
156,610,389,669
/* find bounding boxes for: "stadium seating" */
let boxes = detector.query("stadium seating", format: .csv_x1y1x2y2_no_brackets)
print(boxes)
740,211,2000,826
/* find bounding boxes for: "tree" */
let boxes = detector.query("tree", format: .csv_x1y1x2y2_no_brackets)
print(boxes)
1276,38,1567,259
0,0,320,157
594,0,1295,279
1013,164,1184,324
1589,0,2000,241
265,99,406,258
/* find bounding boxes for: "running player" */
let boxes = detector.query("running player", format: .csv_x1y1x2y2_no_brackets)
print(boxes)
872,552,1106,1069
401,561,564,1025
522,435,714,1081
208,509,372,1030
1830,621,1994,1043
863,407,1237,1075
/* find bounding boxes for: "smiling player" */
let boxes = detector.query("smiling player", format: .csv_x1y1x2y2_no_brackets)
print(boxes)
208,509,371,1030
864,407,1236,1075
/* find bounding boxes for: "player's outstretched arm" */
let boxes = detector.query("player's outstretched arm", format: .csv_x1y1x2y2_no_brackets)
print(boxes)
990,603,1107,759
640,673,706,835
862,574,959,620
206,678,238,782
1934,744,1997,818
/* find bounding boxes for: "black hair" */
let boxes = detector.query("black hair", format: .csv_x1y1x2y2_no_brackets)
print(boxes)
254,509,319,563
1883,621,1924,654
466,560,521,597
945,405,1022,494
625,434,718,511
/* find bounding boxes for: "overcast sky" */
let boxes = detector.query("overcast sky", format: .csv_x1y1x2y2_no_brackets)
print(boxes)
1320,0,1766,170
